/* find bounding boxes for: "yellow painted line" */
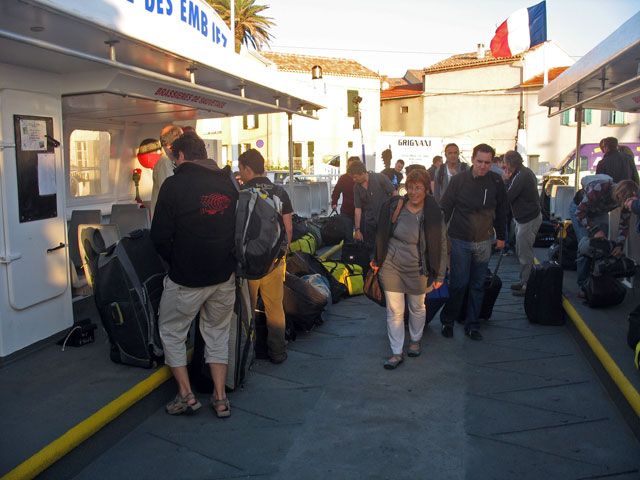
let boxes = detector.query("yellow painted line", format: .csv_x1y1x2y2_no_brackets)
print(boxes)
2,350,192,480
533,257,639,418
318,240,343,261
562,297,640,419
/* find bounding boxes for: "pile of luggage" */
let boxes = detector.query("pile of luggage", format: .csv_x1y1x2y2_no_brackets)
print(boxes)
580,237,637,308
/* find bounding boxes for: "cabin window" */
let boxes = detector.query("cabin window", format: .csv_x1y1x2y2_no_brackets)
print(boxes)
69,130,111,198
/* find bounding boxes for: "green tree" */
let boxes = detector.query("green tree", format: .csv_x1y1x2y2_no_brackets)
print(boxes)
207,0,275,54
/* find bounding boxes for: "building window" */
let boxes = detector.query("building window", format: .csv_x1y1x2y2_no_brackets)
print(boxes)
241,143,252,153
561,108,592,126
605,110,626,125
69,130,111,198
243,115,259,130
401,106,409,113
347,90,359,117
293,142,303,170
307,141,315,169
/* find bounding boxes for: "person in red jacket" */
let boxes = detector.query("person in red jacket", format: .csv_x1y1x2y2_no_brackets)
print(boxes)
331,156,359,241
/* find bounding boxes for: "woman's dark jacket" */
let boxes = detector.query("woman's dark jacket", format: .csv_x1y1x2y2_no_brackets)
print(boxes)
374,194,447,290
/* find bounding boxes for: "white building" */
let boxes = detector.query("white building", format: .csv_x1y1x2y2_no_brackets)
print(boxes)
198,52,380,173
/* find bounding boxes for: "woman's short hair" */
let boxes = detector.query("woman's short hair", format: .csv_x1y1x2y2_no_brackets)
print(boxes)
615,179,638,204
405,168,431,191
347,159,366,175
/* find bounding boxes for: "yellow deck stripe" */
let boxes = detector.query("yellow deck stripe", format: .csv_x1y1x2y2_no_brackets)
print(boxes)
2,350,192,480
562,297,640,418
317,240,343,261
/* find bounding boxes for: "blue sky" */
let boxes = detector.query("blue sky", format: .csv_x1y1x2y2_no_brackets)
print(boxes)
263,0,640,77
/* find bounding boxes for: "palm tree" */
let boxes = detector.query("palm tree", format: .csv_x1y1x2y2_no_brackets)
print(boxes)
207,0,275,54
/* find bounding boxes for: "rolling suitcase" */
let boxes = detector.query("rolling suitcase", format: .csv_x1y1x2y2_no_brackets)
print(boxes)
190,278,255,393
93,229,166,368
524,261,564,325
459,251,504,321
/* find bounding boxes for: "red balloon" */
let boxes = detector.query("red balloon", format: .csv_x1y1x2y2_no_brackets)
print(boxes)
137,152,162,169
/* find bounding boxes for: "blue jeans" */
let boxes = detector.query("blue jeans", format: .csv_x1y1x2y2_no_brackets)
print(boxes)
569,202,608,287
441,238,492,332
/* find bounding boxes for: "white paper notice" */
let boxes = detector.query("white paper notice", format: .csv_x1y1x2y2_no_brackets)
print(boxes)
38,153,56,195
20,119,47,151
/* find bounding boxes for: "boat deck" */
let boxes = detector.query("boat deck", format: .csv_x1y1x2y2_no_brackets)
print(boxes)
1,251,639,479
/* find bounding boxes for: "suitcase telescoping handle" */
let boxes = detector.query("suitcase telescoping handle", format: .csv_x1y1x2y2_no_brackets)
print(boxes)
492,249,505,278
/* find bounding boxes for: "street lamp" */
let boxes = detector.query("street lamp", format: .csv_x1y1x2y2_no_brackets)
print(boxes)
352,95,365,164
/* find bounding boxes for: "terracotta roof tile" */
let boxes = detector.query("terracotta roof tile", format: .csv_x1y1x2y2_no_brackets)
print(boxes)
386,77,410,87
423,43,546,74
260,52,379,79
521,66,570,86
380,83,423,99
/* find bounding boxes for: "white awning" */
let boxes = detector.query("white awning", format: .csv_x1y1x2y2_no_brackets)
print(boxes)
0,0,324,120
538,11,640,114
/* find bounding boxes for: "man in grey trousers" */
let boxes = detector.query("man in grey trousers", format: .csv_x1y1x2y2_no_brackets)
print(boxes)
503,150,542,296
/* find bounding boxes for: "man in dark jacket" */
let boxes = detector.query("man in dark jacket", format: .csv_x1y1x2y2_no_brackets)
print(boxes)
503,151,542,296
331,156,359,240
349,159,398,258
597,137,639,184
151,132,238,417
439,143,507,340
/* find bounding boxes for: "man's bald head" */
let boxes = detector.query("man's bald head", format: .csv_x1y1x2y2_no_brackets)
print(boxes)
160,125,183,147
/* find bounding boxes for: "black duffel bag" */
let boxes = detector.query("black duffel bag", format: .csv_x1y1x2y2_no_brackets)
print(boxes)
583,274,626,308
283,273,328,331
320,211,345,246
592,256,637,278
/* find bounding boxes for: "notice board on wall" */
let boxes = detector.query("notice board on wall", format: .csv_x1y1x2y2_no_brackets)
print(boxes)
13,115,57,223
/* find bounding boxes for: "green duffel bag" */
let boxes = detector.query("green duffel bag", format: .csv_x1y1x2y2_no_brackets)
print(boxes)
289,232,317,255
319,260,364,296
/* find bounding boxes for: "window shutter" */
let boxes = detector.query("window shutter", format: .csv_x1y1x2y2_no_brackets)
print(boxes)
347,90,358,117
584,109,592,124
561,110,570,125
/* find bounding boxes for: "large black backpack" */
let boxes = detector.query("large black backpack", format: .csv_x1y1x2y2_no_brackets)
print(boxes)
92,229,166,368
235,185,288,280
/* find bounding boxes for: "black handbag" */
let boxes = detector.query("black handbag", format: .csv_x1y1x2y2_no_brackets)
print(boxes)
364,270,386,307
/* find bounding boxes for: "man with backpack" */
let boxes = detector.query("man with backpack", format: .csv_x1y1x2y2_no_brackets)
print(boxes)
151,132,238,417
433,143,468,204
238,149,293,364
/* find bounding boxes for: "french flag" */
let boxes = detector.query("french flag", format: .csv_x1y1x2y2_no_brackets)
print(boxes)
490,1,547,58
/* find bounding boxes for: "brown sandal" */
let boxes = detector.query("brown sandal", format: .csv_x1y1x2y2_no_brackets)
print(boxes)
166,392,201,415
210,396,231,418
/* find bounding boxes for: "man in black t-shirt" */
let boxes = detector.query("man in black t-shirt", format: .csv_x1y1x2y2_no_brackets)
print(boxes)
238,149,292,364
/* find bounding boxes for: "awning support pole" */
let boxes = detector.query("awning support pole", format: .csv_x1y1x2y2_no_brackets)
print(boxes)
574,106,583,189
288,113,295,211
